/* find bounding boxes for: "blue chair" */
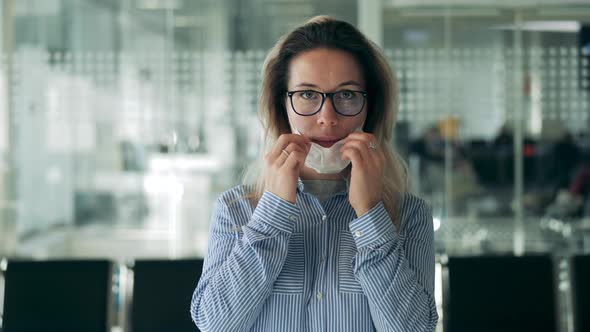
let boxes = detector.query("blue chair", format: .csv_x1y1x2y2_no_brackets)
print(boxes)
129,258,204,332
2,259,113,332
443,255,557,332
572,255,590,332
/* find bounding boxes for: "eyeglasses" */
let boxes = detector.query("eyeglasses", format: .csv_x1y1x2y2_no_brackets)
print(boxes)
286,90,367,116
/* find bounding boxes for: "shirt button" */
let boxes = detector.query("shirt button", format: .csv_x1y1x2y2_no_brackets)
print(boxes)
317,292,323,301
322,215,327,222
354,230,362,238
289,215,298,222
320,256,325,262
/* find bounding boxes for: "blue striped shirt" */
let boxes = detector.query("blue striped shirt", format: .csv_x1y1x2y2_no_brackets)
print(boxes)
191,180,438,331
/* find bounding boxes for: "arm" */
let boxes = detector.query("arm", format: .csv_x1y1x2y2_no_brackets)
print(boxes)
190,191,300,332
349,199,438,332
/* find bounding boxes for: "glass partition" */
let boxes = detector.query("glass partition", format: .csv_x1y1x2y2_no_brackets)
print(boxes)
2,1,590,331
0,0,589,261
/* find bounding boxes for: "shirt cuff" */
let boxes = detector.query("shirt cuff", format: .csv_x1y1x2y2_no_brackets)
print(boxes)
250,191,300,234
349,201,397,249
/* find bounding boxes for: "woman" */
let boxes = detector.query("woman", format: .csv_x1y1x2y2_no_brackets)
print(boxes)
191,16,438,332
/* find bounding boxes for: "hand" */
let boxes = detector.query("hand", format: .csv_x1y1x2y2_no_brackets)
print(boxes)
264,134,311,204
340,132,385,217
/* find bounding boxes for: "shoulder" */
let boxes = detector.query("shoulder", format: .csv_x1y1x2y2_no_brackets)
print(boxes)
399,192,431,215
209,185,256,229
398,192,433,233
215,184,256,214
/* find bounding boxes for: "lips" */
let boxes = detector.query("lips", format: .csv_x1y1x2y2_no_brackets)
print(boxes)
312,137,341,148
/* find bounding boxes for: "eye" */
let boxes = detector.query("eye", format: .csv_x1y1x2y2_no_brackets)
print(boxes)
337,90,354,99
298,91,318,100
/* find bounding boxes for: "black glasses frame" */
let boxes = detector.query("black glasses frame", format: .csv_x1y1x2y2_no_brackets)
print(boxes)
286,90,367,116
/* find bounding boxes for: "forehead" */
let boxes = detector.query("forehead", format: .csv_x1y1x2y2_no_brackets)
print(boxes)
287,48,365,89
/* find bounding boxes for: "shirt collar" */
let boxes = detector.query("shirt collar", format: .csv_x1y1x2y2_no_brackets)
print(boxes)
297,178,305,192
296,177,350,195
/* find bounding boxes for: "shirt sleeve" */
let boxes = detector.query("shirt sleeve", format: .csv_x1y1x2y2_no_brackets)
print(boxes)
190,191,300,332
348,199,439,332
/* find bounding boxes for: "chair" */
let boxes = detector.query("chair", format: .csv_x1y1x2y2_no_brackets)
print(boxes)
2,259,113,332
443,255,557,332
572,255,590,332
129,258,204,332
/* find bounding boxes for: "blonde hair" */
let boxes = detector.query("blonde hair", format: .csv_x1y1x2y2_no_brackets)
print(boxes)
243,15,408,228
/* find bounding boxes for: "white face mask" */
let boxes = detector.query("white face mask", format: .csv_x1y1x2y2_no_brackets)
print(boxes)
293,125,364,174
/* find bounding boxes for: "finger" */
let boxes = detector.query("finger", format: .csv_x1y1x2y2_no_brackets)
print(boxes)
295,135,312,153
343,134,384,163
341,139,371,164
283,134,311,151
282,150,306,171
270,134,311,160
345,140,385,165
345,132,377,144
274,148,290,165
343,134,380,152
341,146,364,167
269,135,292,160
276,142,307,166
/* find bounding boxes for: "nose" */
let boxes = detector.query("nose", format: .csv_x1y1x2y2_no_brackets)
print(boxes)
316,96,338,127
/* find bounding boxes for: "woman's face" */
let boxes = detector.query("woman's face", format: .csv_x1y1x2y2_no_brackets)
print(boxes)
285,48,367,148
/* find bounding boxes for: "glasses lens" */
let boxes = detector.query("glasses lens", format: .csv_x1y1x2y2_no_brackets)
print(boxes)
292,91,322,114
333,91,364,115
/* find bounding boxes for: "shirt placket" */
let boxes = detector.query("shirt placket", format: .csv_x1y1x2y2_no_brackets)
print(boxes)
305,197,330,332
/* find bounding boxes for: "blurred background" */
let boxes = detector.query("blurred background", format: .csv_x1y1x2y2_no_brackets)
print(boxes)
1,0,590,331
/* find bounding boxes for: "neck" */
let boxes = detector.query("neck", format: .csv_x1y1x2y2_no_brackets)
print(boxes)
300,165,350,181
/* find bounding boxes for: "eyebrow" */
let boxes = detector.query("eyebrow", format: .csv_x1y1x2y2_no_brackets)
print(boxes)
294,80,363,89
